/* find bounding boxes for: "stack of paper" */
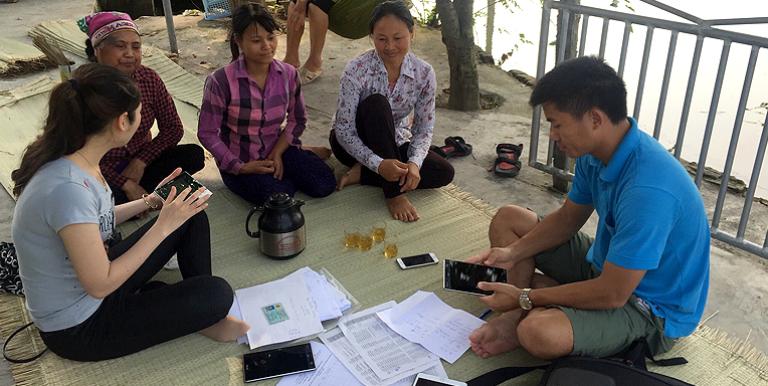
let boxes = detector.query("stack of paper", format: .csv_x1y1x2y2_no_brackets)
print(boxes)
377,291,486,363
229,267,352,349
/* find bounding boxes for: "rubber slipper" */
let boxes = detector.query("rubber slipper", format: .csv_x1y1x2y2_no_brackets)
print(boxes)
432,136,473,158
493,156,522,177
493,143,523,177
299,66,322,84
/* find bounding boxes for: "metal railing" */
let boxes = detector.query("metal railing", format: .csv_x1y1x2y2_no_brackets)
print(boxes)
529,0,768,258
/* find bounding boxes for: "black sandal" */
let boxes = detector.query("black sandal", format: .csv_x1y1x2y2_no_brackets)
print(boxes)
431,136,473,158
493,143,523,177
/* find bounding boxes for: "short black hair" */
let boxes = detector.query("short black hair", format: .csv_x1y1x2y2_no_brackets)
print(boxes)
529,56,627,124
369,1,414,34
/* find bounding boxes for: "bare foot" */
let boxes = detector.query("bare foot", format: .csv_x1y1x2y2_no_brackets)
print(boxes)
200,316,250,342
469,310,522,358
386,194,419,222
337,163,361,191
303,145,332,160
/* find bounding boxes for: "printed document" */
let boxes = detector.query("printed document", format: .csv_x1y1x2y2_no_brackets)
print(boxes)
236,273,324,349
377,291,485,363
338,302,438,380
319,328,446,386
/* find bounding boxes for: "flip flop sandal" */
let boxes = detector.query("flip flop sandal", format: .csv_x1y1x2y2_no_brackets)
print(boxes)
432,136,473,158
496,143,523,160
493,156,522,177
493,143,523,177
299,66,323,85
430,145,447,158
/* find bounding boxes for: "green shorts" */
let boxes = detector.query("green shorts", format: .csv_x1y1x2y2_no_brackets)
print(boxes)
533,225,676,358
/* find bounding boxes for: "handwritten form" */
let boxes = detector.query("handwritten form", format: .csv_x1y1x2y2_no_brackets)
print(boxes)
377,291,485,363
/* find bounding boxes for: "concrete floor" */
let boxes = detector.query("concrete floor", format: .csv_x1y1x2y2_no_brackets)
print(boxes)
2,1,768,385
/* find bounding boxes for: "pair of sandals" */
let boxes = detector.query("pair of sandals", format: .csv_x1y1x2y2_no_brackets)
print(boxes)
430,136,473,158
493,143,523,178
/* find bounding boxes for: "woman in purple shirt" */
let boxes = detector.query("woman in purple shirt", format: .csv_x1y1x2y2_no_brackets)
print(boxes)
198,3,335,205
331,1,454,222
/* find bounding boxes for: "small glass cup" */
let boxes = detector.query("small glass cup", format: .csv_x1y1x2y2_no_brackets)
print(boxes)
383,243,398,259
370,222,386,243
344,230,362,250
358,235,374,251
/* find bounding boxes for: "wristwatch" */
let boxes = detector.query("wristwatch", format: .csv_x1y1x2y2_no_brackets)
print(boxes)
519,288,533,310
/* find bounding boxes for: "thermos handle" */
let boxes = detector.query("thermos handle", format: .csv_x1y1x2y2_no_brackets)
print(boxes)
245,206,263,238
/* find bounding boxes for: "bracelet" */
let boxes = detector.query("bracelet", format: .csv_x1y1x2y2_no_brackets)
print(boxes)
141,193,159,210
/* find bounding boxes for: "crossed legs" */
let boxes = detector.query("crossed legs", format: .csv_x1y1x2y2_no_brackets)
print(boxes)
469,205,575,360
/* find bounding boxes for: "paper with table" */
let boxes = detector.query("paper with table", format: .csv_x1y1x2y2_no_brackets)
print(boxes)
230,267,352,349
278,341,447,386
336,302,440,380
377,291,485,363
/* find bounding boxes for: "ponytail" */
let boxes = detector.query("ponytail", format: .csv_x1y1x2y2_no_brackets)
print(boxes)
11,64,140,197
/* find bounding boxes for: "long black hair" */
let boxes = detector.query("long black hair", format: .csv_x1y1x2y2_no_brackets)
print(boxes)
11,63,141,197
369,1,414,34
229,2,280,62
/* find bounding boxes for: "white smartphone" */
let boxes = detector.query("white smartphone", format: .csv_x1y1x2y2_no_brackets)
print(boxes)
396,253,439,270
412,373,467,386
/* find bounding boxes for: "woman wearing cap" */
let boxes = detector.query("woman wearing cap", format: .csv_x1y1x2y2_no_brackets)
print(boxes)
331,1,454,222
78,12,205,205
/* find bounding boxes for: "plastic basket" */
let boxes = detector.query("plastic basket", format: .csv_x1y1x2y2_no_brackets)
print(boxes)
202,0,233,20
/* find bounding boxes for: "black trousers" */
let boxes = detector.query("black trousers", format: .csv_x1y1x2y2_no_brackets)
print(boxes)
39,212,234,362
113,144,205,204
330,94,454,198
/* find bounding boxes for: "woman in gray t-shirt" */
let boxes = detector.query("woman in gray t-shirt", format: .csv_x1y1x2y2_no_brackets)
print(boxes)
11,64,249,361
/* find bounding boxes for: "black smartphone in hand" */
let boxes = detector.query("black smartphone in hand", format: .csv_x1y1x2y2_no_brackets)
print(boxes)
154,171,211,201
243,343,316,383
443,259,508,296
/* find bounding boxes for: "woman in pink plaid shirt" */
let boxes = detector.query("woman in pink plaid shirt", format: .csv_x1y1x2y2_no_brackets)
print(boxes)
198,3,336,205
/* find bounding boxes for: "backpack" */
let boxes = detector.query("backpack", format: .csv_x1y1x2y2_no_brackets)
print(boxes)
0,241,23,295
467,340,692,386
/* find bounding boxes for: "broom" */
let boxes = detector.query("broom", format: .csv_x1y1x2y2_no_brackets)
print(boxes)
32,35,73,81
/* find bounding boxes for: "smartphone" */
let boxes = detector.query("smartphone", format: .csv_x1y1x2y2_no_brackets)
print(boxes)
243,343,316,383
397,253,439,270
154,171,211,201
443,259,508,296
412,373,468,386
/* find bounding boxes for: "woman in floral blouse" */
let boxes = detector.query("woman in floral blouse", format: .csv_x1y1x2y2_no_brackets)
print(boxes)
330,0,454,222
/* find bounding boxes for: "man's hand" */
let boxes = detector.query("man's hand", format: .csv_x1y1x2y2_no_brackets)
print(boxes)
378,159,409,182
240,160,275,175
465,247,516,270
477,282,523,312
122,158,147,183
122,179,149,202
399,162,421,192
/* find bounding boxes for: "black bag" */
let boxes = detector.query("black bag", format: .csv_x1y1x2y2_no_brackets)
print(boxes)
0,241,23,295
467,340,692,386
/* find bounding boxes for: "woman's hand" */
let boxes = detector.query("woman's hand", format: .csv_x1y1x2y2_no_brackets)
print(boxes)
266,153,284,180
377,159,409,182
399,162,421,192
240,160,276,175
154,186,210,236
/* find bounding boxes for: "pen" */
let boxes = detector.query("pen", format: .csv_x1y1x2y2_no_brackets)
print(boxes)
478,309,492,320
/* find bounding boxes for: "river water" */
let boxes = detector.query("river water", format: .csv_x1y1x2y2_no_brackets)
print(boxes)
415,0,768,198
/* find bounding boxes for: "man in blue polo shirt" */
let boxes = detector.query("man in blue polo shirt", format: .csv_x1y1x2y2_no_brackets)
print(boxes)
467,56,710,360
